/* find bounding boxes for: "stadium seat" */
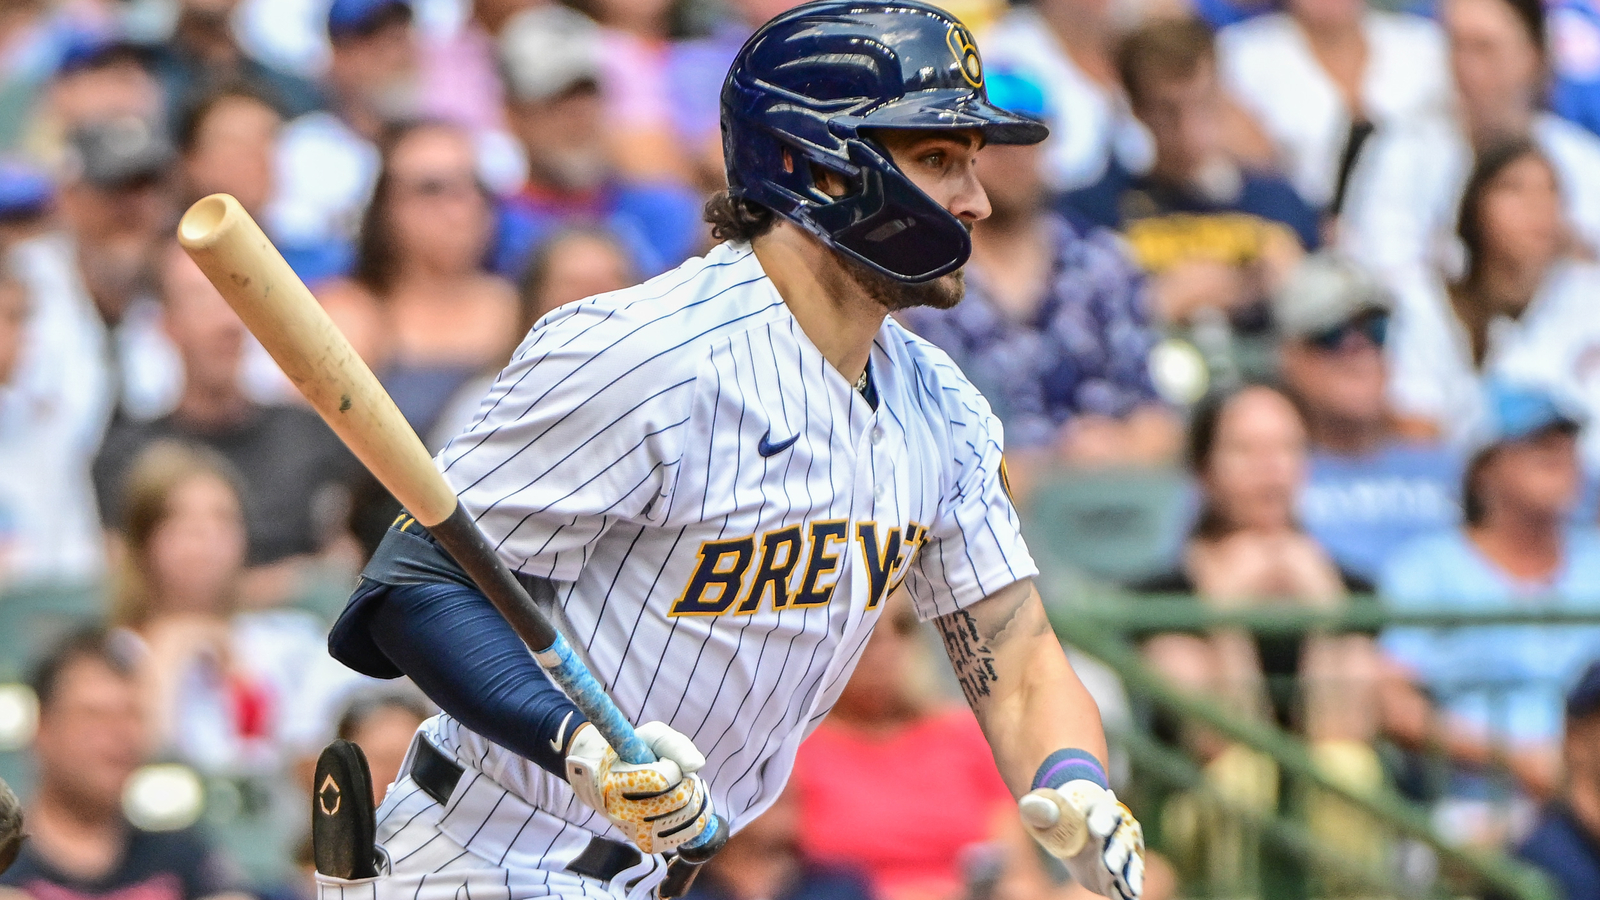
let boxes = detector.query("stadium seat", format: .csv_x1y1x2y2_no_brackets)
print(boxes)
1021,468,1191,585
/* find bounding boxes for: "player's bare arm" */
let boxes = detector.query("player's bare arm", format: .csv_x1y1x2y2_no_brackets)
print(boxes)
935,578,1108,792
938,579,1144,900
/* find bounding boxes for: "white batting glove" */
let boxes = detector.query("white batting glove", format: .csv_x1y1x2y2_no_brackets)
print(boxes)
1020,781,1145,900
564,722,714,855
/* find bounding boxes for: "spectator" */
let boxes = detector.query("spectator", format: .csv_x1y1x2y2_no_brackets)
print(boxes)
1064,18,1316,344
0,6,120,152
428,225,637,452
334,691,433,805
1216,0,1451,210
792,595,1072,900
900,72,1179,481
572,0,694,186
177,85,347,283
318,121,517,441
1136,385,1381,751
667,0,803,192
1515,659,1600,898
1341,0,1600,279
0,629,246,900
417,0,536,135
1386,140,1600,466
491,5,702,278
1380,382,1600,812
56,117,173,336
144,0,322,127
269,0,416,263
1276,253,1463,582
1134,384,1386,874
1549,0,1600,140
980,0,1151,193
93,242,357,579
0,164,109,586
24,37,164,166
684,787,874,900
107,442,348,774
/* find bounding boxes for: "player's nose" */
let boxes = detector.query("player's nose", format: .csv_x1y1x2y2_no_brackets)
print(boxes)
950,162,991,224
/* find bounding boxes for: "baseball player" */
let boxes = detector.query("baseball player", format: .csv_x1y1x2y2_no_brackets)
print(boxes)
318,2,1146,899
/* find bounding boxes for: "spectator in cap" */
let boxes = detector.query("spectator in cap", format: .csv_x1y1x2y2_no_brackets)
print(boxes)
491,5,701,278
900,70,1180,487
267,0,416,267
1380,382,1600,823
16,34,162,166
1340,0,1600,282
1064,17,1317,368
1386,139,1600,469
1277,253,1463,581
144,0,323,129
1515,659,1600,900
0,630,249,900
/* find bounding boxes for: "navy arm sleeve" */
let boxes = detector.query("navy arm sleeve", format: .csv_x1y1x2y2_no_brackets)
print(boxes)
329,523,586,779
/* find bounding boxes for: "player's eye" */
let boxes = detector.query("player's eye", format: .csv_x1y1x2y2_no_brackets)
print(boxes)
920,150,947,169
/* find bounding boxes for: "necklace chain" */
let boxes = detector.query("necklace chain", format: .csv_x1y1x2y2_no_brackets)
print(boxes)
855,368,869,393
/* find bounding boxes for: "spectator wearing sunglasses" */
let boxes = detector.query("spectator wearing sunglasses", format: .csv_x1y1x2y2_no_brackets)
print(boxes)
1277,253,1463,582
1387,139,1600,470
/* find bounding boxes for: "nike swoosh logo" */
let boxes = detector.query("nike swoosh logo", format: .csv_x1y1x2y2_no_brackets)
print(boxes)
550,710,575,755
758,429,800,457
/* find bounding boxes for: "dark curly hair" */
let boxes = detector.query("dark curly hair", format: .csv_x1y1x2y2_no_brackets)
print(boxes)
703,190,776,243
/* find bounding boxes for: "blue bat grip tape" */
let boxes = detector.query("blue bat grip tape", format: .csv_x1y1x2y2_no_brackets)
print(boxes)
534,634,722,853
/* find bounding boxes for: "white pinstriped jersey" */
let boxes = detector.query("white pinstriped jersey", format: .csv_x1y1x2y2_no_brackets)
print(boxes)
431,240,1037,840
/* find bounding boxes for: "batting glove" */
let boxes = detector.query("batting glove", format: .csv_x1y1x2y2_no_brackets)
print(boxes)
1021,781,1145,900
564,721,714,855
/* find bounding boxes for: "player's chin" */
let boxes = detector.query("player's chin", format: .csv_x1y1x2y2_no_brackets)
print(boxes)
886,269,965,312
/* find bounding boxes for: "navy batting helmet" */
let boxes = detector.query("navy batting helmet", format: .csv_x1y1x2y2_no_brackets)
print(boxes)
720,0,1049,283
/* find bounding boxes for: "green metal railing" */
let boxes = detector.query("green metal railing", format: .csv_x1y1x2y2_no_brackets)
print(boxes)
1040,586,1578,900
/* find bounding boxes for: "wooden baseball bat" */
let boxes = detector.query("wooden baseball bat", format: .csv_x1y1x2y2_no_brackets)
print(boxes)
176,194,728,878
1019,789,1090,858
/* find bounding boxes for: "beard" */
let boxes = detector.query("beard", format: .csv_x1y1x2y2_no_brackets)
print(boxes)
838,252,967,312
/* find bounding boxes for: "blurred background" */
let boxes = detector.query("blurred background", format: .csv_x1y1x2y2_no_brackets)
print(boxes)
0,0,1598,897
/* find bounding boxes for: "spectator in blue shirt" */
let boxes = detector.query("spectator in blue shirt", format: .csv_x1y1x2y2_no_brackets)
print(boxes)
1276,253,1463,582
900,71,1181,487
491,6,702,279
1062,18,1318,337
1516,659,1600,900
1380,382,1600,809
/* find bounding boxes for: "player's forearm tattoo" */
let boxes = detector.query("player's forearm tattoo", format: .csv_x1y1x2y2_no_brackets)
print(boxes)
936,585,1049,708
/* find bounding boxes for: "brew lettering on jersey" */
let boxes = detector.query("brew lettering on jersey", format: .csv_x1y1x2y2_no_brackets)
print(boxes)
669,521,929,617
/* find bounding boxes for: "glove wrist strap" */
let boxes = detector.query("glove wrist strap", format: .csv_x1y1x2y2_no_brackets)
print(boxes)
1033,748,1108,791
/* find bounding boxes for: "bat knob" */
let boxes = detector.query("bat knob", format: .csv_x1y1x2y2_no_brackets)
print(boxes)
674,813,729,864
1019,792,1060,829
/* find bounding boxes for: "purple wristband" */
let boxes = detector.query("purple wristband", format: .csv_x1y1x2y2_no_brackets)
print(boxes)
1033,748,1108,791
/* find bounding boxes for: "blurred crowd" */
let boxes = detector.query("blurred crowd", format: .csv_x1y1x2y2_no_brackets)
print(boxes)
5,0,1600,896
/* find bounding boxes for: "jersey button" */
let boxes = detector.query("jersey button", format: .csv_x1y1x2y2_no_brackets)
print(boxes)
873,484,887,502
870,426,884,444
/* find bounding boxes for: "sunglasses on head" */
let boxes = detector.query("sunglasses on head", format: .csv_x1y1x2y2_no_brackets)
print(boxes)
1307,311,1389,352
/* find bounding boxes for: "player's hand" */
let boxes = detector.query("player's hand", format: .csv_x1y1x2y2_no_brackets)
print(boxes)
564,721,714,855
1020,781,1144,900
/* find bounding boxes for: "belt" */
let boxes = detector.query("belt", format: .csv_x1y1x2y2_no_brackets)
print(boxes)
407,738,644,882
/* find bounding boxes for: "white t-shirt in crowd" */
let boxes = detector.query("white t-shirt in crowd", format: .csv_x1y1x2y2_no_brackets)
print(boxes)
1218,10,1451,208
981,7,1153,192
1388,259,1600,466
1340,111,1600,279
268,110,381,250
0,234,113,586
